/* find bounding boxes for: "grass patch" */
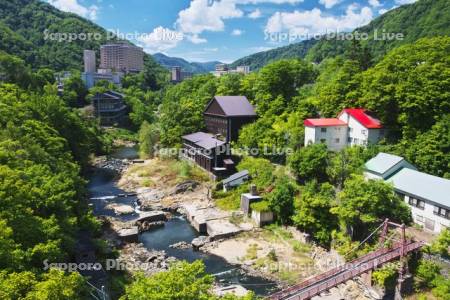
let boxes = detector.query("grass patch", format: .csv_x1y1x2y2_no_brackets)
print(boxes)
104,127,138,142
263,224,294,240
229,212,244,225
214,184,248,211
250,200,271,212
140,178,155,187
125,158,211,188
245,243,261,260
292,240,311,254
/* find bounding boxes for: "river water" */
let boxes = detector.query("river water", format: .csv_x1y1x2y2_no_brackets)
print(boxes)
87,146,278,296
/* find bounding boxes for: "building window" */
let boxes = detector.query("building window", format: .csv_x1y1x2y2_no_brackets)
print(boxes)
415,215,424,223
320,139,326,143
348,137,352,143
434,206,450,219
321,128,327,133
335,138,340,143
409,198,425,210
361,129,367,135
425,218,435,231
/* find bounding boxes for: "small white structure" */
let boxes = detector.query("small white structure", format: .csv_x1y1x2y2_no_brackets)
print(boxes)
364,153,450,233
251,210,274,228
364,153,417,180
304,108,385,151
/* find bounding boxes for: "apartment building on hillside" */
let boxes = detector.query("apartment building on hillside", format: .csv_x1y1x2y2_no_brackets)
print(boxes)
100,43,144,73
304,108,385,151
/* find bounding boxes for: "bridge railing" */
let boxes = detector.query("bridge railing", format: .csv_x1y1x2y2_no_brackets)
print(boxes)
269,241,423,300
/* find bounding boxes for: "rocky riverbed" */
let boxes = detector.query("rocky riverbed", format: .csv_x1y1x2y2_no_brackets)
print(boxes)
92,155,381,298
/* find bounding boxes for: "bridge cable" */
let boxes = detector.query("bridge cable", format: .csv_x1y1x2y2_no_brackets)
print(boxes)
343,222,386,259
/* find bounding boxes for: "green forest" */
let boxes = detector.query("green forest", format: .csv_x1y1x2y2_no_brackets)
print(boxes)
0,0,449,299
231,0,450,70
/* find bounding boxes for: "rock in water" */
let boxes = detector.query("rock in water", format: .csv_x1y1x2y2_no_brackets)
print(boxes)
117,227,139,243
192,236,210,249
169,241,192,249
106,203,135,215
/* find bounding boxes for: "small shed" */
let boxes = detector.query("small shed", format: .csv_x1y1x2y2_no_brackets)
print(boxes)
250,201,274,227
223,170,250,191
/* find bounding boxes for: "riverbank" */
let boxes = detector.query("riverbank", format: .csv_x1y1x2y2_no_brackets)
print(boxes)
95,153,379,299
89,152,280,297
116,158,331,284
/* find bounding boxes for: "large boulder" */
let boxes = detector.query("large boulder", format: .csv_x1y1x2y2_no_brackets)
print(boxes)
117,227,139,243
171,180,199,195
135,211,167,223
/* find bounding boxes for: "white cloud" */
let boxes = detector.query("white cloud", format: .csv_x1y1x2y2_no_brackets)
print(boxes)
237,0,302,3
176,0,243,35
231,29,244,36
47,0,99,20
137,26,183,53
186,34,208,44
265,4,373,35
249,46,274,52
319,0,341,9
369,0,381,7
175,0,306,44
395,0,418,4
248,8,262,19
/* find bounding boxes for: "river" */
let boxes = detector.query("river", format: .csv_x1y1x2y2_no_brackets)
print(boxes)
87,146,278,296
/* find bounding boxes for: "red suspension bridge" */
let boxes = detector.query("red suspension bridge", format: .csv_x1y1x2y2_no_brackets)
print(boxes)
268,219,424,300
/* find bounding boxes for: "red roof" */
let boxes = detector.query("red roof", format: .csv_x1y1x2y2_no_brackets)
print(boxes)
304,118,347,127
339,108,382,129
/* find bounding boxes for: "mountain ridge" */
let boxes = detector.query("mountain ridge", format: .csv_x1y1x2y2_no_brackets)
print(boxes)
152,52,222,74
230,0,450,70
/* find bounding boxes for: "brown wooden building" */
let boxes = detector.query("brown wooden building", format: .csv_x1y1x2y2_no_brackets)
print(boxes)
204,96,257,142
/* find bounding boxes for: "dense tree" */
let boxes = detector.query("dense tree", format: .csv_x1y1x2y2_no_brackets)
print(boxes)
121,261,255,300
358,37,450,140
25,269,88,300
293,181,338,246
311,57,362,117
0,81,102,297
267,176,296,224
429,229,450,258
415,259,450,300
288,143,328,182
159,74,217,146
139,121,160,159
326,146,374,189
236,156,275,189
61,71,87,107
405,115,450,178
331,176,412,239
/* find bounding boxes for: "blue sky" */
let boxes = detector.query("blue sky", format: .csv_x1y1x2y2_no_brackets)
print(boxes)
46,0,417,63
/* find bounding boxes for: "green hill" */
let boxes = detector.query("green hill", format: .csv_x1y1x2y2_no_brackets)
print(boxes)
231,0,450,70
0,0,161,72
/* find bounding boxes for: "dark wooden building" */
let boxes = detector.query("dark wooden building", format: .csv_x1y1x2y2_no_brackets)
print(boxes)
204,96,257,142
181,132,230,173
93,91,128,126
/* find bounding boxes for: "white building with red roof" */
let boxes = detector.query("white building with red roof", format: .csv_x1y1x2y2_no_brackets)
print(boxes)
304,108,385,151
